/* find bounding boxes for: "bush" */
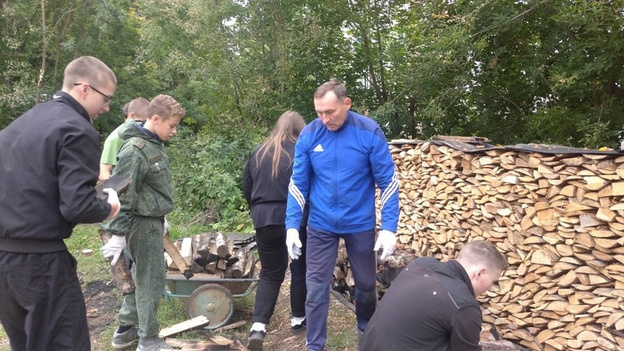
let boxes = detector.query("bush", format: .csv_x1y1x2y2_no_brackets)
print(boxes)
167,125,263,232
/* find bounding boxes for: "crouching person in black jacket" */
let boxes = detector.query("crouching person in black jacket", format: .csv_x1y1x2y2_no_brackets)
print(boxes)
359,240,507,351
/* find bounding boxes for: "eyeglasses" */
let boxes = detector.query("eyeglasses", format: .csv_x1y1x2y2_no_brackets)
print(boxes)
73,82,113,103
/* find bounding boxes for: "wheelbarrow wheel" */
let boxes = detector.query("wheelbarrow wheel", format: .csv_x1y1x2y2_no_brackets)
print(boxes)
187,283,234,329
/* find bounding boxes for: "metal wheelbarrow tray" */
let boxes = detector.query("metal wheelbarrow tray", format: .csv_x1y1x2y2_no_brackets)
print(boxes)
164,268,259,329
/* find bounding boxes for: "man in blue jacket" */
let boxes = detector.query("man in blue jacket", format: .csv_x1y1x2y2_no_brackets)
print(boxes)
286,78,400,351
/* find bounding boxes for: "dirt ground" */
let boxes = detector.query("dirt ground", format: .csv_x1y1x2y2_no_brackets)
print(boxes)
81,276,527,351
0,275,527,351
83,275,354,351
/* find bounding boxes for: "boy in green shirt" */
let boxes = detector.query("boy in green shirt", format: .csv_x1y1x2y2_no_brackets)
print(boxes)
99,98,149,180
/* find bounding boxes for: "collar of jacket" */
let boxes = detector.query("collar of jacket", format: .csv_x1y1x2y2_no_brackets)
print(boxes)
52,91,91,123
138,125,162,143
448,259,476,297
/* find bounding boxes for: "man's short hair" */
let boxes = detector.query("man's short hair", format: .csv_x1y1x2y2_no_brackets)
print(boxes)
314,78,348,100
457,240,508,272
62,56,116,90
128,98,150,120
121,102,130,118
148,95,185,121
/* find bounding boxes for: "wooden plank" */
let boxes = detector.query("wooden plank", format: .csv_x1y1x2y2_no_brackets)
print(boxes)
163,235,193,277
95,174,132,200
159,315,210,338
164,336,237,350
213,320,247,332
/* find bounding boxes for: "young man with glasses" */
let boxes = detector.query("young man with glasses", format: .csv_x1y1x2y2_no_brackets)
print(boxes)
0,56,120,350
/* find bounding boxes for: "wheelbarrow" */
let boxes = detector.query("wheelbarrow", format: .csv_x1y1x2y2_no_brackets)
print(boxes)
164,263,259,329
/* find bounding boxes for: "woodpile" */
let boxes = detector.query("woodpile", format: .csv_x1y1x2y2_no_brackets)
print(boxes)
333,239,417,300
384,138,624,351
165,233,256,279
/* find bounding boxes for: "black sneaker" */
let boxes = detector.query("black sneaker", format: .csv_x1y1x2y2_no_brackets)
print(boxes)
248,330,265,350
291,318,306,334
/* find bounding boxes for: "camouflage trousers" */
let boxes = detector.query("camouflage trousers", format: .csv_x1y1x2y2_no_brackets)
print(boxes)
118,215,165,338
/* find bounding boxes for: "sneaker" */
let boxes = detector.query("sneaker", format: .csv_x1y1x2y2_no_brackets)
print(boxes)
112,326,139,349
136,337,172,351
247,330,265,350
291,317,306,334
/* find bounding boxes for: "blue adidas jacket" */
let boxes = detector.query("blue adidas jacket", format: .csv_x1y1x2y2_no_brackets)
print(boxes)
286,110,399,234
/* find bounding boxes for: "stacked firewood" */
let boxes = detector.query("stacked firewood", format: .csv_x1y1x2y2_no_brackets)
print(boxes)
383,138,624,351
165,232,256,279
333,239,418,300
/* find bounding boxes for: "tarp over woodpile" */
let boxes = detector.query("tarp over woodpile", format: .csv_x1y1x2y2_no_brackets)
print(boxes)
390,137,623,155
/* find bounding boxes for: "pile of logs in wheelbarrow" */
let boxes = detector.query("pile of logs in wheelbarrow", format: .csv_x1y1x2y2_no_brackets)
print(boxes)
165,232,256,279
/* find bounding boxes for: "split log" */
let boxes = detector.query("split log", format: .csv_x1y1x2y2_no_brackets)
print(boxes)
165,233,256,279
215,233,233,259
230,248,247,278
99,229,135,295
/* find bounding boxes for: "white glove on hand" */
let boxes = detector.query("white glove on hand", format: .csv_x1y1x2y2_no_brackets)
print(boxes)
286,228,302,260
103,188,120,219
374,230,396,260
101,235,127,266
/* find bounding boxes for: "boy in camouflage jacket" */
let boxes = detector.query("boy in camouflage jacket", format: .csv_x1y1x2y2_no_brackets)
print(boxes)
102,95,185,351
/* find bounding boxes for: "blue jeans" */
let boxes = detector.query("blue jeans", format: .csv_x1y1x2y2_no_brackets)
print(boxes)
305,227,377,351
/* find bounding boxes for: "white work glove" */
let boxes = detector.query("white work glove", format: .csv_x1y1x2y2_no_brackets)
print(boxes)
101,234,127,266
374,230,396,260
163,217,170,236
103,188,120,218
286,228,302,260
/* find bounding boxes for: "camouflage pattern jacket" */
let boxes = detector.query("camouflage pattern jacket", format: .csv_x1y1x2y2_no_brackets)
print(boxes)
107,120,174,235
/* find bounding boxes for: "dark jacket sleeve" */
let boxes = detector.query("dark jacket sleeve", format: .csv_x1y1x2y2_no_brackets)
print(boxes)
450,305,483,351
58,121,111,223
242,156,254,206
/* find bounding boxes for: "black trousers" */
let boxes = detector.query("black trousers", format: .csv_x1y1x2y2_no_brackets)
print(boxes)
251,225,307,324
0,250,90,351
